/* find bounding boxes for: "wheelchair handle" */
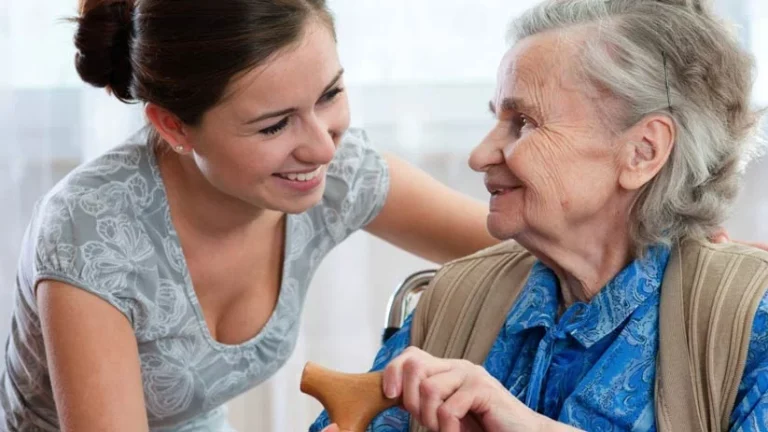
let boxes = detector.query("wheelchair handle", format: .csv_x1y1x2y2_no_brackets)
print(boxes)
300,362,400,432
384,270,436,337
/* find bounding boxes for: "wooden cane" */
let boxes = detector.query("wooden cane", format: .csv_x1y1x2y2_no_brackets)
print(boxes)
300,362,400,432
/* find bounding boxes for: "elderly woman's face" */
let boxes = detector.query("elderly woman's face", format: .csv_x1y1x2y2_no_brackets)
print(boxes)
470,32,626,242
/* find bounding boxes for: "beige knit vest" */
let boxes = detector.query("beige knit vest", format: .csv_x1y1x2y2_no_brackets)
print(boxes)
408,239,768,432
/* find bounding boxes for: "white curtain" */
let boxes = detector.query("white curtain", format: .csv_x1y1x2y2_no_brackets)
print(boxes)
1,1,767,431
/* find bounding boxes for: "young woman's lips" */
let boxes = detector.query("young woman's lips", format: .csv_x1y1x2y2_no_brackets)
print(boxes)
273,166,325,193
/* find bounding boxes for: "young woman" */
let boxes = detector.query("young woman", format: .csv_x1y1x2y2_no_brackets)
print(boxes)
0,1,497,430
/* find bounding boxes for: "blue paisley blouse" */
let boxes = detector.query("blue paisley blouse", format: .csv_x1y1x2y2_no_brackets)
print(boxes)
311,245,768,431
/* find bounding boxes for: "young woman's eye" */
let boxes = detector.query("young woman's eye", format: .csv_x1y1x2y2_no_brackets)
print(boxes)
259,117,289,135
319,87,344,104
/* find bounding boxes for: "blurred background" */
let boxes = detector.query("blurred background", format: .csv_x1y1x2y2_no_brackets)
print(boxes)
1,0,766,430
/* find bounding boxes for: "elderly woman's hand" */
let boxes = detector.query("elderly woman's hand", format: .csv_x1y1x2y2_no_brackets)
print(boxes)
380,347,571,432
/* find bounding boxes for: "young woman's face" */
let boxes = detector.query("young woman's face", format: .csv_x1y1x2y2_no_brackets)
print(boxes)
184,19,350,214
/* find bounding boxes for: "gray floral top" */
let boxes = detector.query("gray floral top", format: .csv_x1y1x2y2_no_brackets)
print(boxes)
0,128,390,431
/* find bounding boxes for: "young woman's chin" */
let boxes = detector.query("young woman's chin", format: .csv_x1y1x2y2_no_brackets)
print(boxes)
278,195,325,214
254,179,328,214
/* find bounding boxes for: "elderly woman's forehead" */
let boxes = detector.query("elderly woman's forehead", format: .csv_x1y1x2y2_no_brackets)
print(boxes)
498,32,579,88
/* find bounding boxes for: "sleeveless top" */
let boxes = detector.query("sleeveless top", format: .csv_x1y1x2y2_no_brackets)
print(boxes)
0,127,390,431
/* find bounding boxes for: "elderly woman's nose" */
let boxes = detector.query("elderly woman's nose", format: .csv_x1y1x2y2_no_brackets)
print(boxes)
469,136,505,173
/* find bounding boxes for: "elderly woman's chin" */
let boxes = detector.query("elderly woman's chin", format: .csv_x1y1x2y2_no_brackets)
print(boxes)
485,191,526,240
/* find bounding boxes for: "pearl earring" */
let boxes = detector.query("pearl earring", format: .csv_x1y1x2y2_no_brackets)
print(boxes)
175,145,185,153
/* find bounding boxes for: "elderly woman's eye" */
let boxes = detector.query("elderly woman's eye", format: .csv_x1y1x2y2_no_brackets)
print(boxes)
511,115,534,133
521,115,535,126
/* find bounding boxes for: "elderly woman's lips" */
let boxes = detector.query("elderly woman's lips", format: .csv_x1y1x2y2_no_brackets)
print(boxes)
489,187,520,211
488,186,521,195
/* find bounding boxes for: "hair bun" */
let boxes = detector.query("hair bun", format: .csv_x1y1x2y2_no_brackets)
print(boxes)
73,1,135,102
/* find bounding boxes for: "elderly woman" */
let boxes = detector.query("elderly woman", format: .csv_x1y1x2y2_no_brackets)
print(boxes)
311,0,768,431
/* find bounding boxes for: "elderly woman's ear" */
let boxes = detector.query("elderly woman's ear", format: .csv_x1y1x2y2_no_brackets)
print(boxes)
612,113,768,252
617,114,676,192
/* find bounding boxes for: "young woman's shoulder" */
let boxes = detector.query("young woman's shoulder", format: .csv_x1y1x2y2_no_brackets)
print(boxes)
22,129,164,322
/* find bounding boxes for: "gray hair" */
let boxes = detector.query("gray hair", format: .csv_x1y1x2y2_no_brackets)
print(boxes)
508,0,764,252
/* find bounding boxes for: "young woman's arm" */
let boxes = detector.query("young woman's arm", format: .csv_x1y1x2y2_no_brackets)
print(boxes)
37,281,149,432
365,154,498,264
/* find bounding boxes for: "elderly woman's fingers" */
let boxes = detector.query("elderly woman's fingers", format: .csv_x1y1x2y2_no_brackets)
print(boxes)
381,349,549,431
435,387,486,432
399,349,452,419
382,347,448,399
431,364,549,432
438,415,483,432
382,346,416,398
417,368,468,430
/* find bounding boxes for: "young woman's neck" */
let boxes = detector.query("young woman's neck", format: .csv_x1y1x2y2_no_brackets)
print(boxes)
157,149,284,238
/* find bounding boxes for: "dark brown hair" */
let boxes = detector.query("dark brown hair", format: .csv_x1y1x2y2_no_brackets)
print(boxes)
74,0,335,125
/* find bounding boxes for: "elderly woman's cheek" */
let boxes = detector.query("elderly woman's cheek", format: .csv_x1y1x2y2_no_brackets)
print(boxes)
521,137,569,191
